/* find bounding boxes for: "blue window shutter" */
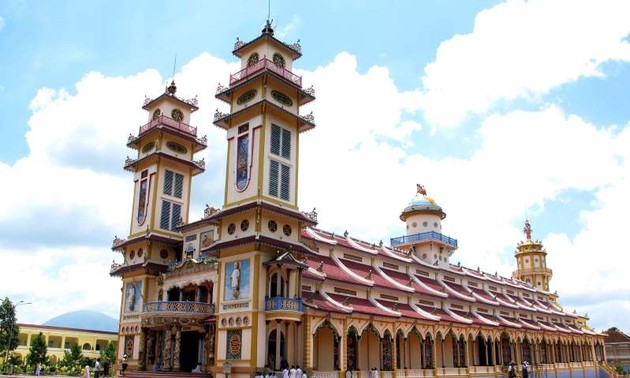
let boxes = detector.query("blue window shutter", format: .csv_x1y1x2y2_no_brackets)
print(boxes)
281,128,291,159
280,163,290,200
164,170,174,196
269,160,279,197
160,201,171,230
171,203,181,231
174,173,184,198
271,124,281,155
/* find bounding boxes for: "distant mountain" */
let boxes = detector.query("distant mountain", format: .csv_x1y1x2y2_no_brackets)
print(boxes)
43,310,119,333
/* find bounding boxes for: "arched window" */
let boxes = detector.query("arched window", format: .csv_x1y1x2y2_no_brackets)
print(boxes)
272,53,285,68
83,343,91,351
247,53,259,67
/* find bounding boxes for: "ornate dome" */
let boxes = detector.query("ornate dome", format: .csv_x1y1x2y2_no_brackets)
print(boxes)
400,185,446,220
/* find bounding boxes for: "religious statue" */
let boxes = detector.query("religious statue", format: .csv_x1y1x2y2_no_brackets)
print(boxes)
231,261,241,299
416,183,427,195
524,219,532,240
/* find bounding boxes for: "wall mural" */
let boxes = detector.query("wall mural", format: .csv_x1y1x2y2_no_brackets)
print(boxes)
236,134,250,191
125,281,143,312
226,329,242,360
224,259,250,301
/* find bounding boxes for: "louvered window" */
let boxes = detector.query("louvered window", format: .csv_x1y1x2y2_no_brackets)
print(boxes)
269,159,290,201
269,160,279,197
280,164,290,200
270,124,290,159
160,200,182,231
163,170,184,198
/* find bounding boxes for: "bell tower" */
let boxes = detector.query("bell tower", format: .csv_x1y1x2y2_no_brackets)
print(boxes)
206,21,317,378
512,219,553,291
111,81,207,368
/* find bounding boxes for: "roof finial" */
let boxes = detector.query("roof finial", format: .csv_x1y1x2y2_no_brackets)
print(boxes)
416,183,427,196
524,219,532,240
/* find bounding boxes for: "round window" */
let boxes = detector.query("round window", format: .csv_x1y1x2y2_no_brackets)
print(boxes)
160,249,168,259
412,222,417,228
129,250,135,259
434,222,438,228
152,109,161,120
227,223,236,235
268,220,278,233
283,224,292,236
137,248,143,258
240,219,249,232
171,108,184,121
423,221,428,227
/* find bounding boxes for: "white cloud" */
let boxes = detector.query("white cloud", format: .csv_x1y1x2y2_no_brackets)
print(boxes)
276,15,301,39
420,0,630,127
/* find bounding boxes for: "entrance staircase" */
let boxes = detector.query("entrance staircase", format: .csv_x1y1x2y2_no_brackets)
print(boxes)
116,371,212,378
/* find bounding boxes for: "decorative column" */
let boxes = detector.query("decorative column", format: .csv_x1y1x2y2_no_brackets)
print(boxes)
275,321,282,369
163,328,173,371
440,336,445,368
490,339,496,367
173,326,181,371
304,316,313,369
464,338,471,369
138,328,147,370
147,331,155,368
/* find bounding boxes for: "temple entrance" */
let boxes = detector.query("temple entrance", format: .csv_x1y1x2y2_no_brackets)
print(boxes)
267,329,286,370
180,331,201,372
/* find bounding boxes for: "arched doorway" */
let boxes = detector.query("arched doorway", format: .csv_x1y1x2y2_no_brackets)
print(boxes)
267,329,286,370
313,322,340,371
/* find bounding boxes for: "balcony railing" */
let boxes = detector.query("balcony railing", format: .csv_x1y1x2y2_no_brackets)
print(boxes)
230,58,302,87
142,301,214,315
138,115,197,137
265,296,303,312
390,231,458,248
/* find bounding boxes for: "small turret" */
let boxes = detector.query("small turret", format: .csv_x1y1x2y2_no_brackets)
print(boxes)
512,219,553,291
391,185,457,268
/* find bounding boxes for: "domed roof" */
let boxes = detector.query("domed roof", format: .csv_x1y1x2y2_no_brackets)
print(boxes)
400,185,446,220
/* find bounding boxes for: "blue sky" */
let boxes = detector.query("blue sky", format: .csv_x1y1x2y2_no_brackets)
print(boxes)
1,0,629,332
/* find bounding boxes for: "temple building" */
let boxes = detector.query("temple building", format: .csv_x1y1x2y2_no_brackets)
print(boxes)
110,21,613,378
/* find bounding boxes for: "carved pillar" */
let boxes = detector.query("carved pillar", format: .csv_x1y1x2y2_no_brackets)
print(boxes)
173,326,182,371
464,338,471,368
154,331,162,368
138,328,147,370
163,328,173,371
275,321,282,369
304,316,313,369
146,330,156,367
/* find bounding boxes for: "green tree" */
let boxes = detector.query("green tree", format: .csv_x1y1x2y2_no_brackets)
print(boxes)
58,343,84,376
100,342,117,377
26,332,47,368
0,297,20,361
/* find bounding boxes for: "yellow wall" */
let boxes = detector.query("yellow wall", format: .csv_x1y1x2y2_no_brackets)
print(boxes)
6,324,118,363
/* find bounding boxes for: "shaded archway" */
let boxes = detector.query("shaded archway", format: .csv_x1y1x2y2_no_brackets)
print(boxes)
313,321,340,371
347,326,359,371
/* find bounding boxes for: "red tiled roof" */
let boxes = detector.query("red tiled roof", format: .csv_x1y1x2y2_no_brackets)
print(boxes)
416,275,444,293
302,291,347,313
381,268,413,289
469,287,498,305
417,305,462,324
307,256,366,285
606,330,630,343
451,309,484,325
328,294,393,317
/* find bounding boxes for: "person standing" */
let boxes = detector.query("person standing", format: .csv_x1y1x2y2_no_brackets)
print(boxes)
282,365,289,378
522,361,529,378
35,363,41,376
95,358,101,378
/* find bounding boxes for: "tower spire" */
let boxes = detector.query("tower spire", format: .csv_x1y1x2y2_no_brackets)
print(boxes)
524,218,532,240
